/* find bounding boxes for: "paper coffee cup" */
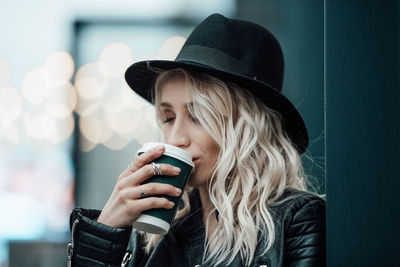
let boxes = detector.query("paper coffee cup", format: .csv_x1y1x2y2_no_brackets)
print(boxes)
132,142,195,235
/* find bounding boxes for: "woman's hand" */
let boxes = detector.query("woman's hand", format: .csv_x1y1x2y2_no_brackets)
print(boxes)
97,145,182,228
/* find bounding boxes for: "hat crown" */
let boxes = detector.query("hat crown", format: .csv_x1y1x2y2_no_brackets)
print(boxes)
176,13,284,92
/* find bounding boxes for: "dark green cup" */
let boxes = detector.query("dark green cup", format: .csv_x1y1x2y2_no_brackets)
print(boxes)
132,142,194,235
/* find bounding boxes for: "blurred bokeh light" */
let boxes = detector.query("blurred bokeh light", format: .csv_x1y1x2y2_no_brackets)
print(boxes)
0,32,192,155
73,39,182,152
98,43,133,78
0,39,178,154
43,51,75,87
21,68,52,106
158,36,187,60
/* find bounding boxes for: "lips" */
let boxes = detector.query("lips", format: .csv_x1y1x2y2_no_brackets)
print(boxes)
192,158,200,166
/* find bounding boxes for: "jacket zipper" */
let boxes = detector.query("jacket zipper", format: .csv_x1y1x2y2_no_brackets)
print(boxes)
121,252,132,267
67,218,79,267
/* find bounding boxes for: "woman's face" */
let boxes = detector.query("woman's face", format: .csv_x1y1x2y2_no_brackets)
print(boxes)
159,76,219,187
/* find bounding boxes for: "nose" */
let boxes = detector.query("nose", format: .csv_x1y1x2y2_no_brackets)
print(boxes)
166,120,190,149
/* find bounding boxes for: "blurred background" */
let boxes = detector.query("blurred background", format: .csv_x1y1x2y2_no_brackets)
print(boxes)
0,0,398,266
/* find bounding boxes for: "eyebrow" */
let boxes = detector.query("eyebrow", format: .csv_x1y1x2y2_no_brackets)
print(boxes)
160,102,172,108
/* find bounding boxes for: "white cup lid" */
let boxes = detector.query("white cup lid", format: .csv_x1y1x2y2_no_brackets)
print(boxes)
132,214,170,235
137,142,194,168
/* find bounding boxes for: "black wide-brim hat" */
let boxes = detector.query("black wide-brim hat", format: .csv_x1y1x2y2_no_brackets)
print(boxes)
125,13,308,154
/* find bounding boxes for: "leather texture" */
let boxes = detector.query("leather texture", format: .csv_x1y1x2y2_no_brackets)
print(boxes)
69,188,325,267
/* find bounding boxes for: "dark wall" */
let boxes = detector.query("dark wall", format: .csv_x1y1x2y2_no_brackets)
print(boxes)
236,0,325,193
237,1,400,266
325,1,399,266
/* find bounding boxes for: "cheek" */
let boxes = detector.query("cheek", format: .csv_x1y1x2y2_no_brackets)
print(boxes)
162,128,171,142
203,141,220,170
208,140,220,159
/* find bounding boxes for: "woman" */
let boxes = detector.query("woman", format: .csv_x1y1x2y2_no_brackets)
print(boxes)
68,13,325,267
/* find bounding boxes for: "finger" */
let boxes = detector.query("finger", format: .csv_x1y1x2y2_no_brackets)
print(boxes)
119,183,182,200
120,163,181,188
119,145,165,180
134,197,175,213
134,183,182,199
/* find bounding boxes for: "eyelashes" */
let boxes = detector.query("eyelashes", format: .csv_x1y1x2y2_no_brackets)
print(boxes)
191,116,200,124
163,118,174,123
162,116,199,124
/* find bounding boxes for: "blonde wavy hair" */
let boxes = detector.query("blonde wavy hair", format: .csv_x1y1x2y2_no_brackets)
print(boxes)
140,68,315,266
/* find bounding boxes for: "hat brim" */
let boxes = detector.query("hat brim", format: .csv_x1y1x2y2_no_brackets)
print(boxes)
125,60,308,154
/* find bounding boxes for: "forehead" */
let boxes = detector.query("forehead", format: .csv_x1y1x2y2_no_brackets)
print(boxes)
159,76,192,102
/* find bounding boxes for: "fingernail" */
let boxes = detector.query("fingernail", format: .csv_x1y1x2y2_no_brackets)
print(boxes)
169,201,175,207
175,187,182,194
173,167,181,173
156,145,164,151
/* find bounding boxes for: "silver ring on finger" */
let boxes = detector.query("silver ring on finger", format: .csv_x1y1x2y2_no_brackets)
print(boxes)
139,192,149,199
151,162,163,176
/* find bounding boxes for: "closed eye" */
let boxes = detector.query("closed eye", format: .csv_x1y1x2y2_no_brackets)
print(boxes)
190,115,199,124
163,117,175,123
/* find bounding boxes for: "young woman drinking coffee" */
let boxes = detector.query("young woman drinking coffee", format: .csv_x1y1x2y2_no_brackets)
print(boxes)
68,13,325,267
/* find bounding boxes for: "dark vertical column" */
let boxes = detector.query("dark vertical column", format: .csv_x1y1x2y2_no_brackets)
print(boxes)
325,1,400,266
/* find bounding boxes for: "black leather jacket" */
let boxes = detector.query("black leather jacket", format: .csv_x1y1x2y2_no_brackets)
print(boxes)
68,188,326,267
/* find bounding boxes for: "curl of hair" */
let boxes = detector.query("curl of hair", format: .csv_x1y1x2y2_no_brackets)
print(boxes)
140,68,317,266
